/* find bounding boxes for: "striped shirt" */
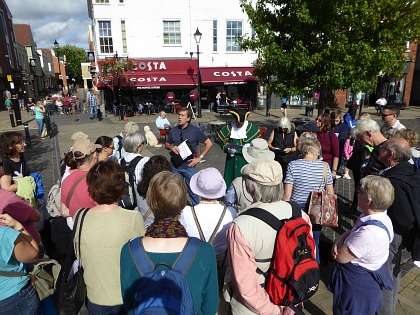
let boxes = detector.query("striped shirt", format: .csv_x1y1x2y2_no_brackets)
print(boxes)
284,159,333,204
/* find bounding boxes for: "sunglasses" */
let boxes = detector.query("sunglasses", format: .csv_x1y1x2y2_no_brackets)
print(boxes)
381,113,394,117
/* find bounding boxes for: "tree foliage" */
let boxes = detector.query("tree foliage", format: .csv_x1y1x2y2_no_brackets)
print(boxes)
53,45,87,82
240,0,420,103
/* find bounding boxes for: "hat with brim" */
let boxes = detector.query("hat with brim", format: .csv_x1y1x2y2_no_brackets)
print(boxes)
190,167,227,200
124,122,139,133
229,109,250,124
71,131,89,142
241,159,283,186
242,138,275,163
72,139,101,160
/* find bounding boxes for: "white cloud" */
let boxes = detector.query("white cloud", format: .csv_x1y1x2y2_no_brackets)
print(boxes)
7,0,90,49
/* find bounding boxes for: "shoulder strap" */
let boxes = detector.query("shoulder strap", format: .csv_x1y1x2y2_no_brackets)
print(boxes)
209,205,227,244
126,156,143,174
358,220,391,241
75,208,90,263
116,135,123,155
239,201,301,231
66,173,87,207
143,209,152,222
128,237,155,276
172,238,201,275
191,206,205,241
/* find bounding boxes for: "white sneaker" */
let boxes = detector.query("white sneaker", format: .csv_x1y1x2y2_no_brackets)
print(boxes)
343,174,352,180
335,174,342,179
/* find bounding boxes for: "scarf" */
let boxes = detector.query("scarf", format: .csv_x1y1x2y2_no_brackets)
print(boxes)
230,121,249,139
145,218,188,238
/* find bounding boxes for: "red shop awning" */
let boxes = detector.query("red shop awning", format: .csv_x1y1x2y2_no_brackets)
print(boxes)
200,67,256,85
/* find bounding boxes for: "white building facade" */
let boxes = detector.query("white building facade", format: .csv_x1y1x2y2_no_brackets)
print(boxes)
87,0,259,111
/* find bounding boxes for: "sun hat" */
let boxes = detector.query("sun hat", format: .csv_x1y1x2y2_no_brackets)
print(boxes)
124,122,139,133
70,131,89,142
72,139,101,160
296,121,319,133
241,159,283,186
190,167,227,200
242,138,275,163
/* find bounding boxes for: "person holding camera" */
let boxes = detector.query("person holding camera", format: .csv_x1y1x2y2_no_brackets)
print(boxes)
267,117,297,177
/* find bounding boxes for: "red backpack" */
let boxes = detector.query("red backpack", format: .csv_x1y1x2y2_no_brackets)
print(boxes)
240,201,319,312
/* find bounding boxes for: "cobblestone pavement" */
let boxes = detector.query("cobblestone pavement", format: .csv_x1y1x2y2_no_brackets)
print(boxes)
1,99,419,314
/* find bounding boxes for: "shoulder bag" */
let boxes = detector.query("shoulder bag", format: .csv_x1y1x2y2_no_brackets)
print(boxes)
307,163,338,227
58,208,90,315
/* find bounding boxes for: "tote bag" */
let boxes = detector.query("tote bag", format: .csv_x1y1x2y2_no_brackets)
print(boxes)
307,163,338,227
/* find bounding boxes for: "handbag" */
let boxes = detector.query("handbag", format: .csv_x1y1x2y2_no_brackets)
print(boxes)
58,208,90,315
307,163,338,227
0,259,61,301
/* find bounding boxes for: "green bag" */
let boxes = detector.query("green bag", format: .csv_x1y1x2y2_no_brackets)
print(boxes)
0,258,61,301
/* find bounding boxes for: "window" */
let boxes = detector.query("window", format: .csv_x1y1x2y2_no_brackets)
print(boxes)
213,20,217,52
0,11,13,67
95,0,109,3
121,20,127,53
226,21,242,52
98,21,113,54
163,21,181,45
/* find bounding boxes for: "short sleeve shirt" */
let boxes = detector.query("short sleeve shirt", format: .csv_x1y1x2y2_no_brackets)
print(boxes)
167,124,208,156
345,212,394,271
156,117,170,129
2,155,30,182
0,227,29,300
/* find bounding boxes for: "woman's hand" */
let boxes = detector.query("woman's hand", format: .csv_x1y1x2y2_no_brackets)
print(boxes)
0,213,23,230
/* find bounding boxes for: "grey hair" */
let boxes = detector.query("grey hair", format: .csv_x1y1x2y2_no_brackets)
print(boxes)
276,117,292,133
298,135,321,157
244,177,282,203
352,119,380,139
383,139,412,162
75,152,94,167
123,132,145,153
359,175,394,211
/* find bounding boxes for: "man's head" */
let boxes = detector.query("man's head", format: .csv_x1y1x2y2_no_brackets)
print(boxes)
178,108,192,126
123,132,145,154
72,139,101,167
381,105,400,126
352,119,383,146
379,137,412,167
159,111,166,119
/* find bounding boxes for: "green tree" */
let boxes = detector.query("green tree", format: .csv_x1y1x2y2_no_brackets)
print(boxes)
53,45,87,83
240,0,420,107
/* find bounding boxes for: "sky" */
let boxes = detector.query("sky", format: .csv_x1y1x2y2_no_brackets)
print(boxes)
7,0,91,50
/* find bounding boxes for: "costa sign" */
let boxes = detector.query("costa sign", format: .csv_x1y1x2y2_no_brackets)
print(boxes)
213,70,253,77
130,77,167,82
135,61,167,72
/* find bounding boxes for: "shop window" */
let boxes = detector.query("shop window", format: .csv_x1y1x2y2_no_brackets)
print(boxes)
226,21,242,52
163,21,181,45
95,0,109,3
99,21,113,54
213,20,218,52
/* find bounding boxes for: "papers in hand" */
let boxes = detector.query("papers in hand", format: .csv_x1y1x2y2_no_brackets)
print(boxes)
178,140,193,160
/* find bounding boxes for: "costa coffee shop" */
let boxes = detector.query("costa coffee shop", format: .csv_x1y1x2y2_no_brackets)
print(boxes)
200,66,257,110
98,58,198,111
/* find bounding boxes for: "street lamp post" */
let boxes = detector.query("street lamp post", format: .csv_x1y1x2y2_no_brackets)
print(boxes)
53,40,62,87
114,52,124,121
194,27,202,118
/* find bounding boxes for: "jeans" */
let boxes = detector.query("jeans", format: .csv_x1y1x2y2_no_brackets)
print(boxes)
172,164,199,206
0,283,40,315
377,234,403,315
86,299,126,315
90,105,97,118
298,202,321,264
35,118,44,137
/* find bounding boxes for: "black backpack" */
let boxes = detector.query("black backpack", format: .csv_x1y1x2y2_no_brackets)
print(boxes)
119,156,143,210
115,135,123,159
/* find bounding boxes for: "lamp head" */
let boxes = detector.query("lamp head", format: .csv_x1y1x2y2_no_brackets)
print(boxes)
194,27,202,45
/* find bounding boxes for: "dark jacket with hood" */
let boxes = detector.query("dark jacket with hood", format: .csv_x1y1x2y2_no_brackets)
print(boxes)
382,161,420,260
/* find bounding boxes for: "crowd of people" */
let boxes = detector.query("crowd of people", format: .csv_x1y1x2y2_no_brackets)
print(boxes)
0,104,419,315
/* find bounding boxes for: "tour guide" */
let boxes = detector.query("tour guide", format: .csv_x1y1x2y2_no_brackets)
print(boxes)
218,109,260,187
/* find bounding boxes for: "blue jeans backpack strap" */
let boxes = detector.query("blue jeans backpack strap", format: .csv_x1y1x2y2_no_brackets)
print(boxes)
128,237,154,276
358,220,391,240
172,238,201,275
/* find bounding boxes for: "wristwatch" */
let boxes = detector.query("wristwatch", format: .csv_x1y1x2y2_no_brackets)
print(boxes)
18,227,25,232
199,155,204,159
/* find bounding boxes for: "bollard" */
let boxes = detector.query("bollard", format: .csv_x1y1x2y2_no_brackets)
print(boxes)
23,123,31,147
9,109,15,127
12,96,22,125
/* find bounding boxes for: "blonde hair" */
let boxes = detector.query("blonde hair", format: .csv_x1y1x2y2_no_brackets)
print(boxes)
394,128,419,147
146,171,187,220
298,134,320,156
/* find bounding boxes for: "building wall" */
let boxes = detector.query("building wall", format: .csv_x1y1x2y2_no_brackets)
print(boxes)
90,0,257,67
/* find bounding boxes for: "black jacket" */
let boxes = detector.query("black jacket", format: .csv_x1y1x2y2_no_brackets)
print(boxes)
382,161,420,260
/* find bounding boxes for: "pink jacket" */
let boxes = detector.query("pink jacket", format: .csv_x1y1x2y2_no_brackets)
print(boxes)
343,139,353,160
